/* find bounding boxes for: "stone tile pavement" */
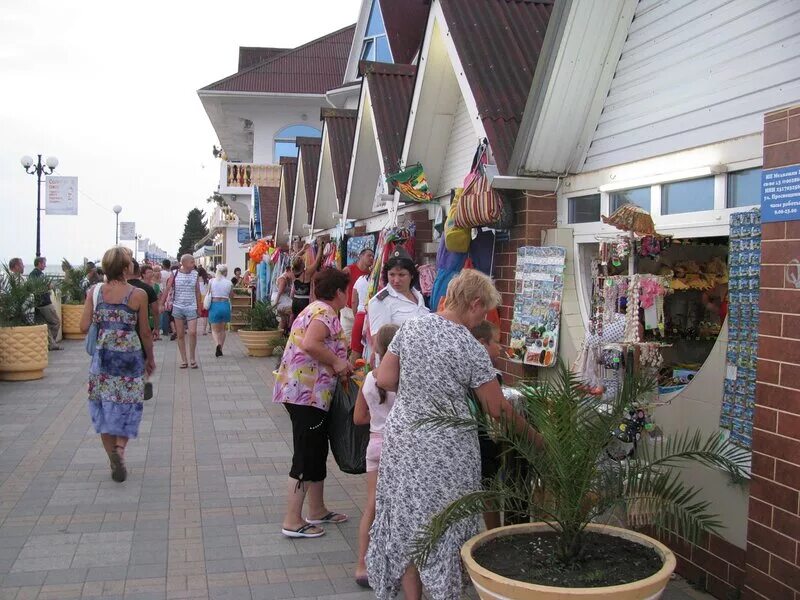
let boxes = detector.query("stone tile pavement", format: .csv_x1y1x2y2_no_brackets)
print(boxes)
0,335,713,599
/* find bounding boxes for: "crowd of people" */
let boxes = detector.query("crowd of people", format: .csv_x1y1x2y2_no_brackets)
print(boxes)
9,242,531,600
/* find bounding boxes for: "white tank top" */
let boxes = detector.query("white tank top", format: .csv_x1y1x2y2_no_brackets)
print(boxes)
173,270,198,309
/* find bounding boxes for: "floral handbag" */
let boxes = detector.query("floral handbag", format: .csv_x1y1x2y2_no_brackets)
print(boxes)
454,141,503,228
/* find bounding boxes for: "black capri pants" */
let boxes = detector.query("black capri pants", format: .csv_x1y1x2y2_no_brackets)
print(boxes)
284,403,329,483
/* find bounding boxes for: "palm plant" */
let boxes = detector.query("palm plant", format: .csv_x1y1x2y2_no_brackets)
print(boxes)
242,300,279,331
59,260,89,305
412,362,749,568
0,265,52,327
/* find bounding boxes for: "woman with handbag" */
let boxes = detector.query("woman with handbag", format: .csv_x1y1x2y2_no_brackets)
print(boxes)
80,246,155,483
208,264,233,357
272,265,294,335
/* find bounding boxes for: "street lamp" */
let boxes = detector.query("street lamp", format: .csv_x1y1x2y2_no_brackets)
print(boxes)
113,205,122,244
20,154,59,257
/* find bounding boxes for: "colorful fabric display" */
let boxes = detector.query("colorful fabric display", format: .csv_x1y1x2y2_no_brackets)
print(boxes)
430,239,467,314
385,163,434,203
418,264,437,297
455,141,503,228
445,188,471,253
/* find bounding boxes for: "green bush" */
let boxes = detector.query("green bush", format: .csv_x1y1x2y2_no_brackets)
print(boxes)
0,265,52,327
242,300,278,331
60,259,89,305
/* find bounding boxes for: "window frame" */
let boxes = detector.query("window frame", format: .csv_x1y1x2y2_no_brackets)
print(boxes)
273,124,321,161
567,193,602,224
359,0,392,64
726,167,762,209
661,175,717,216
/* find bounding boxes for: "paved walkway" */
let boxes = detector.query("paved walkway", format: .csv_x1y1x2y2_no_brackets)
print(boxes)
0,335,712,600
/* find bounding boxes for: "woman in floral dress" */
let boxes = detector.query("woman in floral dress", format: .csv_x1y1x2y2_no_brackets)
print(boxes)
273,267,353,539
81,246,155,483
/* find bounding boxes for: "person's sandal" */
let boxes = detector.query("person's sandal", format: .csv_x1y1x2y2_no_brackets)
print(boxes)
281,523,324,538
190,362,198,369
109,447,127,483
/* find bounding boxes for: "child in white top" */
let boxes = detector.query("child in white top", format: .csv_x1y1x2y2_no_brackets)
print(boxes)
352,324,399,588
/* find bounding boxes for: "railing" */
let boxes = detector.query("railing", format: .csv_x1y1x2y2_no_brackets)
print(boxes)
225,163,281,188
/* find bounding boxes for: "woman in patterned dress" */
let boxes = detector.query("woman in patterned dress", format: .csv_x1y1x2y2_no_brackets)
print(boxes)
367,270,538,600
273,267,353,538
80,246,155,483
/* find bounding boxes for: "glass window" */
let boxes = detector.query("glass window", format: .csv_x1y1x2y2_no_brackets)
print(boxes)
274,125,320,160
610,186,650,212
375,36,392,62
662,177,714,215
360,38,375,61
365,0,386,36
728,168,761,208
568,194,601,224
360,0,392,65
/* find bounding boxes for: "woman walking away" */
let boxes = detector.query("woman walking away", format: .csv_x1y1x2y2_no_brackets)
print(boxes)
353,324,399,588
208,265,233,357
164,254,201,368
273,267,353,539
197,267,211,335
367,270,540,600
80,246,155,483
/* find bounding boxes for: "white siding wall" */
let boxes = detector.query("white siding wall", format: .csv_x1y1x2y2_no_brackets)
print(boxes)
582,0,800,172
436,96,478,197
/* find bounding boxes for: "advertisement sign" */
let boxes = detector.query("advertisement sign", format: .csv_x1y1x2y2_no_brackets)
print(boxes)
138,238,148,252
761,164,800,222
119,222,136,240
45,176,78,215
237,227,251,244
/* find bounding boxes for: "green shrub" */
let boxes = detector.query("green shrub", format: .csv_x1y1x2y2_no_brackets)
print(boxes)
242,300,278,331
0,265,52,327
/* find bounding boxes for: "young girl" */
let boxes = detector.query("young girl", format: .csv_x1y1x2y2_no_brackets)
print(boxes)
352,324,399,588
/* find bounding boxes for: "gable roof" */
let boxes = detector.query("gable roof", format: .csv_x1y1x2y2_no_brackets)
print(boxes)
202,25,356,95
380,0,431,65
361,61,417,175
257,185,280,238
320,108,358,210
296,137,322,220
439,0,552,174
238,47,290,71
280,156,298,218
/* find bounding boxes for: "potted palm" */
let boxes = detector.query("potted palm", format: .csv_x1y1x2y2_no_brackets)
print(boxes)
59,260,88,339
414,363,749,600
238,300,282,357
0,265,52,381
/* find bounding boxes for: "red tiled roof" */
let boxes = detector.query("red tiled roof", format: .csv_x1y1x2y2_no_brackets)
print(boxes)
257,185,280,238
296,137,322,223
380,0,430,65
280,157,298,219
238,47,289,71
439,0,552,174
202,25,355,95
360,61,417,175
321,108,358,212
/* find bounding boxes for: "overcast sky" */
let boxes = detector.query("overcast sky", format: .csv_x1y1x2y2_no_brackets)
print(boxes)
0,0,360,269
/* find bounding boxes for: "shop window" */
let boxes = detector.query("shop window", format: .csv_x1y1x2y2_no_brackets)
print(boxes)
360,0,392,63
662,177,715,215
274,125,321,160
610,186,650,212
568,194,601,224
727,168,761,208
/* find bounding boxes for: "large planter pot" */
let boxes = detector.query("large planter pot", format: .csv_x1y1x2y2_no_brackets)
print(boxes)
238,329,283,357
461,523,676,600
61,304,86,340
0,324,49,381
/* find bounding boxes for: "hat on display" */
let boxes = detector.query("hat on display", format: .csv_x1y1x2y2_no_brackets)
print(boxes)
390,247,412,262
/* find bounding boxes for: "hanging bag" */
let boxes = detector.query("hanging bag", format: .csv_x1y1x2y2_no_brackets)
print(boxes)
85,284,103,356
455,141,503,228
445,187,472,253
164,270,177,311
328,378,370,474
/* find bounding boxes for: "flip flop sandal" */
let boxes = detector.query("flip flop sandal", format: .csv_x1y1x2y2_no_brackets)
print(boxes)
190,362,199,369
281,523,325,538
179,363,188,369
305,512,348,525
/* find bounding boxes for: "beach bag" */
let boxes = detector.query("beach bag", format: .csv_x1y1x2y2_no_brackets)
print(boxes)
163,270,177,311
85,284,103,356
328,378,370,475
455,142,503,228
203,292,212,311
445,188,471,253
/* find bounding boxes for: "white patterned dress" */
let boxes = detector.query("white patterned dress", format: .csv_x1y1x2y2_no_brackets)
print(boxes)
367,313,496,600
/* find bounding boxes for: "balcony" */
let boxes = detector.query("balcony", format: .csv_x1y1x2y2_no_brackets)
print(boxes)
223,162,281,189
209,205,240,229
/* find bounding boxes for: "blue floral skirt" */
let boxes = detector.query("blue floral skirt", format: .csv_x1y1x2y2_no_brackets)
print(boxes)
88,400,143,438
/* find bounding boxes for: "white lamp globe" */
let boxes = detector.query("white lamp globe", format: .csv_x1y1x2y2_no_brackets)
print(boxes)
45,156,58,169
20,156,34,169
113,205,122,215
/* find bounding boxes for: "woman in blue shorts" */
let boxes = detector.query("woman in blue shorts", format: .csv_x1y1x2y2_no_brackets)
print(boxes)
209,264,233,357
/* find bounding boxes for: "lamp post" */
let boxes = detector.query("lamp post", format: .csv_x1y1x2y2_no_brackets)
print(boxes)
113,205,122,244
20,154,58,258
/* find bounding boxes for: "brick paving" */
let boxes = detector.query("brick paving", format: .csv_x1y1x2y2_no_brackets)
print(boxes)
0,335,710,599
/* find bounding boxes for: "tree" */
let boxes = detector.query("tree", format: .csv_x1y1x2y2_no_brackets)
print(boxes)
177,208,209,258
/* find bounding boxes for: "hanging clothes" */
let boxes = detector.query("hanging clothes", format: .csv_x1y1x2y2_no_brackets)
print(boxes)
430,239,467,314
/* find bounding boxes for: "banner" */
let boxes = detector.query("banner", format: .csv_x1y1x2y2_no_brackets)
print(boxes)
138,238,148,252
119,222,136,240
237,227,251,244
45,176,78,215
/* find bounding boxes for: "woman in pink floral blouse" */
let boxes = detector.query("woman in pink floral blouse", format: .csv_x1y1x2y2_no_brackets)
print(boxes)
273,267,353,538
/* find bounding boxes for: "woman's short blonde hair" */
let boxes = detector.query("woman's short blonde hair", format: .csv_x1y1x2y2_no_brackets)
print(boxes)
215,264,228,278
444,269,501,314
102,246,133,281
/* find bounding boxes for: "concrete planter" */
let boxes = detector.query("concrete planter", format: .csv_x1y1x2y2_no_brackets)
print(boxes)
461,523,676,600
61,304,86,340
0,324,49,381
238,329,282,357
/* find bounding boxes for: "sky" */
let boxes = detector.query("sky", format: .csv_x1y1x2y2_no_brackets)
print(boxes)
0,0,360,269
